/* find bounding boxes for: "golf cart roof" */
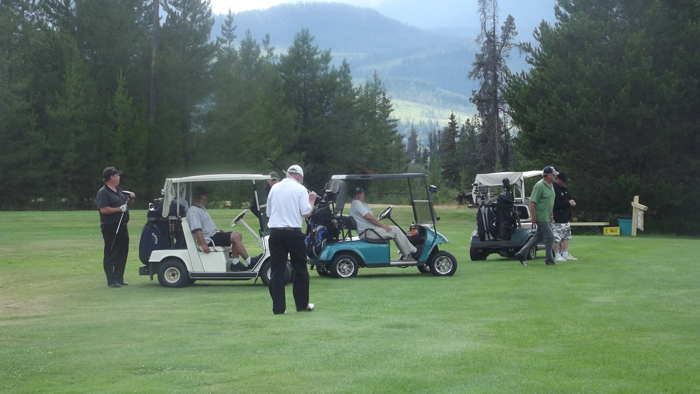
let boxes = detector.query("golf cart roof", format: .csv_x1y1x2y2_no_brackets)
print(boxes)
473,171,541,187
331,173,427,181
161,174,271,218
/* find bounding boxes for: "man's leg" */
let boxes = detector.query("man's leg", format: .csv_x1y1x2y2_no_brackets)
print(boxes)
229,231,249,260
114,226,129,283
289,231,310,311
387,226,414,256
268,230,287,314
101,224,118,285
515,225,543,261
539,221,555,264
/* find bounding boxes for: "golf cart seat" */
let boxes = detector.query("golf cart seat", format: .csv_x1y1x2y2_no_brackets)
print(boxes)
180,218,231,253
339,214,388,244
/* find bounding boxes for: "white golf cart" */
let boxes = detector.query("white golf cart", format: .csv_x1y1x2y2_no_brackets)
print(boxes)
138,174,292,288
469,170,545,261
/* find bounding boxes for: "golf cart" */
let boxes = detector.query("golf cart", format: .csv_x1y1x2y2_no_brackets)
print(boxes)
306,173,457,278
469,170,545,261
138,174,292,288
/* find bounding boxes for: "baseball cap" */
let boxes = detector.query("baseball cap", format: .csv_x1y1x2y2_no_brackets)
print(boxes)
103,167,123,180
193,186,209,196
287,165,304,178
352,187,364,195
556,171,570,182
269,171,279,180
543,166,559,177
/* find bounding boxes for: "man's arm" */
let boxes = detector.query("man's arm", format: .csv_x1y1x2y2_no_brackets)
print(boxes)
529,200,537,224
364,213,391,232
192,229,210,253
302,191,317,218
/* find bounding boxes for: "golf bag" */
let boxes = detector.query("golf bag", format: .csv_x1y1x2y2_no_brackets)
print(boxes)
495,186,517,240
305,205,339,259
475,178,518,241
139,200,187,264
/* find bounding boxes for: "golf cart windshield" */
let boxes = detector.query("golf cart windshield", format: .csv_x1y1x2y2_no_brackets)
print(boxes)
330,173,434,224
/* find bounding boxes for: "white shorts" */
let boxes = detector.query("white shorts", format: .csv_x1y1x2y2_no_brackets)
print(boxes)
552,222,572,242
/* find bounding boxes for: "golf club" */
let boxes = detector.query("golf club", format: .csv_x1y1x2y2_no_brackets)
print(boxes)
110,210,125,250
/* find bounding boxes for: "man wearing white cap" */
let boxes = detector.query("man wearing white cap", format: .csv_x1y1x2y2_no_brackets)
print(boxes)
267,165,317,314
515,166,558,266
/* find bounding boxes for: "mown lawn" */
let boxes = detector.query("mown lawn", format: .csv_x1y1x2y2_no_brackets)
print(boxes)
1,207,699,393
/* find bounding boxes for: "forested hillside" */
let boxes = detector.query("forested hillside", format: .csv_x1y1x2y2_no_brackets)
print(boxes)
213,3,482,138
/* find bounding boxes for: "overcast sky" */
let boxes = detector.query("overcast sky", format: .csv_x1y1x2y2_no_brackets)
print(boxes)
209,0,381,14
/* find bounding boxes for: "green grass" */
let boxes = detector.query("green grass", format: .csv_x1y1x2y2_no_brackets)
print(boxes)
1,207,699,393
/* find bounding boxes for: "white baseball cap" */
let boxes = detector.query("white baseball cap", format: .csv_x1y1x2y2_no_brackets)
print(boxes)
287,165,304,178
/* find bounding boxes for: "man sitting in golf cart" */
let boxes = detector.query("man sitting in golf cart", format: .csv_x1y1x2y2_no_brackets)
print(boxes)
350,186,419,260
187,186,253,271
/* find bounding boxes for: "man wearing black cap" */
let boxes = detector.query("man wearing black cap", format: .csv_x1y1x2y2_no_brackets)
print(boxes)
250,171,279,220
350,187,418,260
187,186,253,271
96,166,135,288
515,166,558,266
552,171,577,261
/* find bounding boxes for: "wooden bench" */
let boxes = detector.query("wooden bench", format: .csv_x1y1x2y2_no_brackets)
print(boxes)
569,222,610,234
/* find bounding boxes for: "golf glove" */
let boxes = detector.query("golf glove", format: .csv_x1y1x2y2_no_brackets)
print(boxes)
119,204,128,212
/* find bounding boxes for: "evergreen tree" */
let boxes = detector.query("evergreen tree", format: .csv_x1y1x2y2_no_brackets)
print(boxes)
469,0,518,171
440,112,460,188
504,0,700,232
157,0,216,171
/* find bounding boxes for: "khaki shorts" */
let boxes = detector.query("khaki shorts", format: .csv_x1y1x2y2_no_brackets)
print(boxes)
552,222,572,242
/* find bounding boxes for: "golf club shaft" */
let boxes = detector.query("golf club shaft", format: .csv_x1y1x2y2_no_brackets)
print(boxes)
110,211,125,250
267,158,313,194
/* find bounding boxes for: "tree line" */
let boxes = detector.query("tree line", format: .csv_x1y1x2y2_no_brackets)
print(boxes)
431,0,700,233
0,0,405,210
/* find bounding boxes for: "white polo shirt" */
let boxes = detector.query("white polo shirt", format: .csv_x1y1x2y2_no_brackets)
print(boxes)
267,177,312,228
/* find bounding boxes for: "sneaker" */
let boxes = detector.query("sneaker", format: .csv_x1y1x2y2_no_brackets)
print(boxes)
297,303,315,312
546,262,558,265
564,254,577,261
555,255,566,262
249,254,263,267
516,254,527,266
230,262,249,271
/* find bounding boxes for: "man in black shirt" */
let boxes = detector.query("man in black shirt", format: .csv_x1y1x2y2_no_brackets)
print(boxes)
96,167,135,288
552,172,577,262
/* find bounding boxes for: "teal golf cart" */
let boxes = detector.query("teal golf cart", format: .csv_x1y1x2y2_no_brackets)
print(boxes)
306,173,457,278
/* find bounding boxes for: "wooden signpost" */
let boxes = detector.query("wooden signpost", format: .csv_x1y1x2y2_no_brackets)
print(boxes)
630,195,648,236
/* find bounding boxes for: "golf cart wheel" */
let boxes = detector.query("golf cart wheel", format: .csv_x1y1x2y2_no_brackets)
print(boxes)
330,254,358,278
316,264,332,277
469,247,488,261
429,251,457,277
526,245,537,260
157,258,189,288
260,259,292,287
417,264,431,274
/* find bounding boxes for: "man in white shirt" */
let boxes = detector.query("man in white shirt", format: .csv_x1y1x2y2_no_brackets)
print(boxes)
187,186,252,271
267,165,317,314
350,187,418,260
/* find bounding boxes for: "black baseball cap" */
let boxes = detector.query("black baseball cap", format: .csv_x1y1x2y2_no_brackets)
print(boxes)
556,172,570,182
353,187,364,195
103,167,123,181
194,186,209,196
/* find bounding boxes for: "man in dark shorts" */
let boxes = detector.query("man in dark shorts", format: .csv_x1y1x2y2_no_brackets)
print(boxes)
187,186,252,271
96,167,135,288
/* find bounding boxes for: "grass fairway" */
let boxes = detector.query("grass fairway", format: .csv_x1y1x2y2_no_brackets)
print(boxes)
1,207,699,393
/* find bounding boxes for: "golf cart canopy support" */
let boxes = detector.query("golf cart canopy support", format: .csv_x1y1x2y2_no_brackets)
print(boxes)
472,170,541,203
161,174,271,218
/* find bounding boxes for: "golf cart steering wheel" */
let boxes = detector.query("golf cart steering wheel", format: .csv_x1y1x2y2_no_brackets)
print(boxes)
230,210,247,227
377,205,393,221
